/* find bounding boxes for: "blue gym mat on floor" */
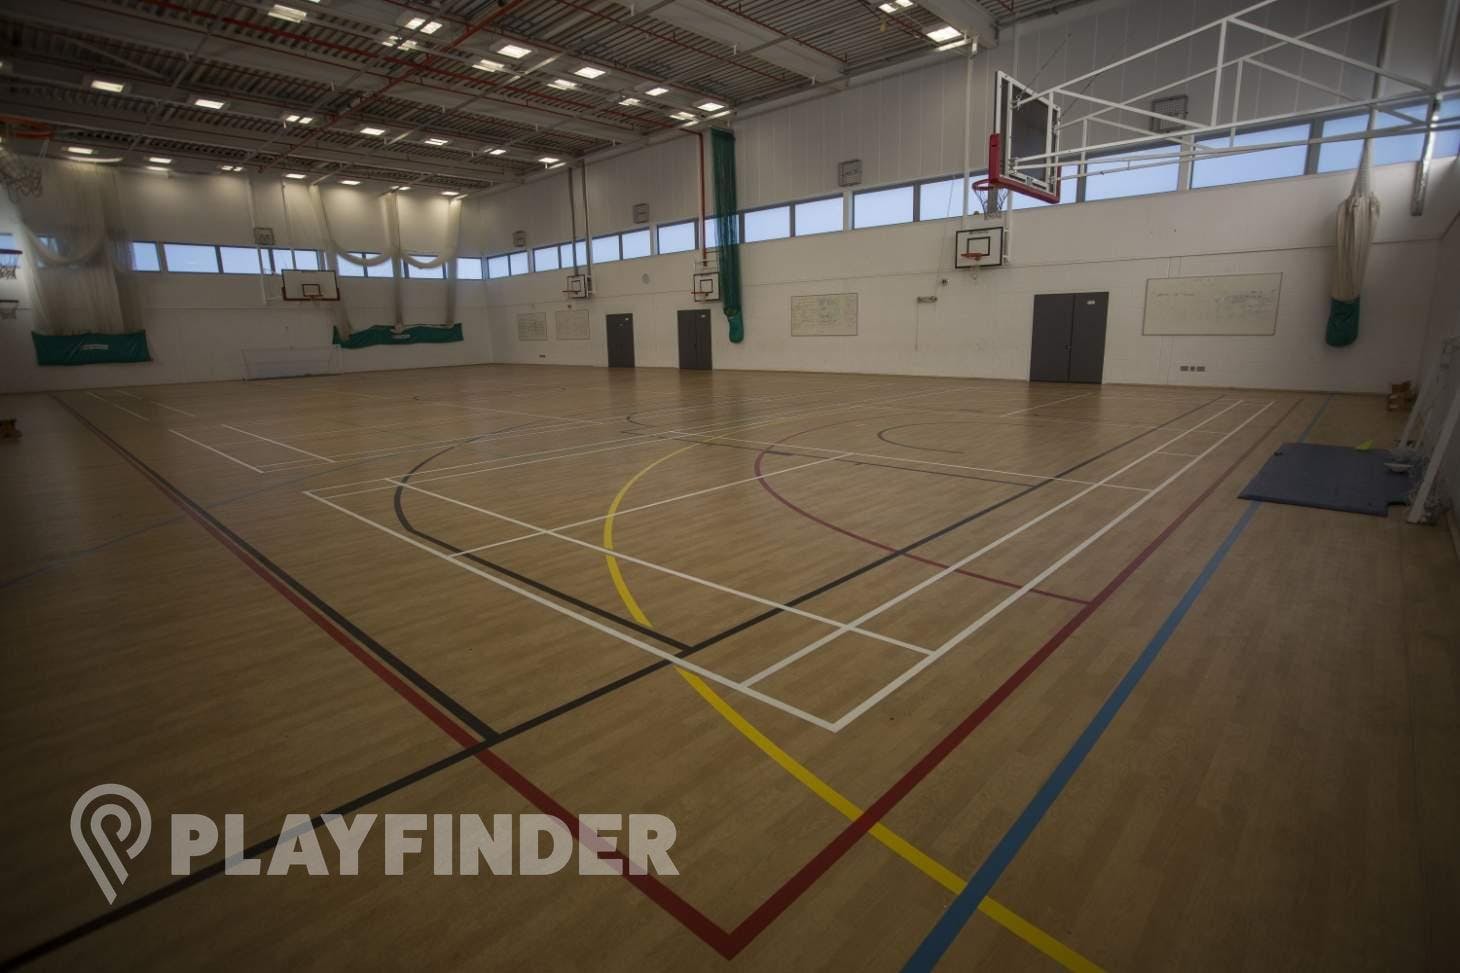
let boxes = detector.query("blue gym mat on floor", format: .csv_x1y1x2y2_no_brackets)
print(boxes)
1238,443,1419,516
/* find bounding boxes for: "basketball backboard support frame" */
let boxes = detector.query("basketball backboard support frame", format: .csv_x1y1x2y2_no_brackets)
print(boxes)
992,71,1061,204
281,269,340,301
563,273,593,299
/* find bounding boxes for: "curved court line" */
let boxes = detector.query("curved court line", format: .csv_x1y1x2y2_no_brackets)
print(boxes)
875,423,964,455
750,425,1090,606
600,443,1103,972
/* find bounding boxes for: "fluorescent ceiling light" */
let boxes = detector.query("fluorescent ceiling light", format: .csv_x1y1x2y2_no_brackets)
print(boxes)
880,1,914,11
146,165,168,172
441,190,461,196
90,79,126,94
393,185,411,191
67,146,95,155
498,43,532,59
548,162,564,169
285,172,307,179
538,156,559,164
267,4,307,23
383,36,418,50
220,164,245,172
645,86,668,97
360,126,387,136
574,66,606,79
402,16,425,30
547,79,577,90
925,25,962,43
696,101,724,112
424,137,450,146
283,113,315,124
669,111,696,121
340,179,361,185
618,97,641,106
148,156,172,164
487,148,507,156
419,21,443,35
471,58,503,72
936,39,968,51
192,97,227,110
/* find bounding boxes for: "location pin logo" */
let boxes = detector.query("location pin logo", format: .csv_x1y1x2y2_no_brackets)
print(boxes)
70,784,151,903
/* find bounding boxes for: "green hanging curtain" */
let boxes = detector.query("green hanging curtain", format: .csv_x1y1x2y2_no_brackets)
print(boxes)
710,128,744,343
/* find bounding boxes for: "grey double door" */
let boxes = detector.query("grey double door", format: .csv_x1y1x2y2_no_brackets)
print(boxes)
1030,292,1108,384
677,309,712,370
606,313,635,368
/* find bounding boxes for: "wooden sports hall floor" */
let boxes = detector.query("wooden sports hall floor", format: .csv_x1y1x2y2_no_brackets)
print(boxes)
2,365,1457,971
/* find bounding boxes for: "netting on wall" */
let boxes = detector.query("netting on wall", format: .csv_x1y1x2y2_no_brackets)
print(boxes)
1400,334,1460,525
710,128,743,344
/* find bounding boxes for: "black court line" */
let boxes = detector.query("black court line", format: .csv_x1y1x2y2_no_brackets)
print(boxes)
6,390,1222,969
875,423,964,455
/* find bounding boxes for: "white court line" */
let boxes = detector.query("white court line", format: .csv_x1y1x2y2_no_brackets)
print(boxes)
169,429,267,474
305,490,839,731
223,424,337,464
116,390,143,400
1002,391,1095,416
144,398,199,418
448,451,861,557
87,392,150,422
673,434,1153,493
391,469,934,658
1158,450,1202,458
742,400,1251,690
312,382,972,496
824,400,1274,730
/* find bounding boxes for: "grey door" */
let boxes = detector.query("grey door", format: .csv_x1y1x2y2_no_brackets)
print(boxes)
606,313,635,368
1029,293,1075,383
677,309,712,370
1029,292,1108,383
1068,292,1108,384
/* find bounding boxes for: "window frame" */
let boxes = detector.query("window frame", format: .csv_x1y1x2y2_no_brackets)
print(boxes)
851,181,917,230
656,219,697,255
741,203,792,243
160,241,222,274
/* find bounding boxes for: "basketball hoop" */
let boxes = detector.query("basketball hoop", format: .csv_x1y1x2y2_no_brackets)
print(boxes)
958,251,985,278
0,249,20,280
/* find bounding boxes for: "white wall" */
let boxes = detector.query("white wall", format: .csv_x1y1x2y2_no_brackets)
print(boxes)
0,169,494,393
483,156,1460,394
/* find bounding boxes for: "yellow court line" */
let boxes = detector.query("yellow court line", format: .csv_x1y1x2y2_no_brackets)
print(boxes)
600,443,1104,973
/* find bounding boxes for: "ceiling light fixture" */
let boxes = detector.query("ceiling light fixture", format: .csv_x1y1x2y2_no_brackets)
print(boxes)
471,58,503,72
925,25,962,43
419,21,443,35
574,66,606,79
360,126,387,136
424,137,450,146
498,43,532,59
618,97,641,107
548,162,565,169
146,165,169,172
669,111,696,121
645,86,668,97
393,185,411,192
340,179,361,186
285,172,308,179
267,4,307,23
441,190,461,196
403,16,426,30
487,148,507,156
192,97,227,110
67,146,95,155
148,156,172,164
696,101,725,112
936,39,968,51
547,79,578,90
538,156,560,164
220,164,245,172
90,79,127,94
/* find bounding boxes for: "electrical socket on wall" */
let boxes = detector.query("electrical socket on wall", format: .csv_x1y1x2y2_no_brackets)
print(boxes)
1178,364,1207,372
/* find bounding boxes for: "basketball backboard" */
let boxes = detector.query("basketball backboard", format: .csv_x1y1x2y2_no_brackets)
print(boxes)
281,269,340,301
954,226,1005,270
992,71,1061,203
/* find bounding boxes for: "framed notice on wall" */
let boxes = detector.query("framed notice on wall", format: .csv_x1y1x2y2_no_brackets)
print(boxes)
791,293,858,336
1143,273,1282,336
555,308,589,340
516,312,548,341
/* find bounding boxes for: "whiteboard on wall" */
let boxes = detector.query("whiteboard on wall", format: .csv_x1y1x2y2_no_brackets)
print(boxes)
1143,273,1282,336
555,308,590,340
516,311,548,341
791,293,859,336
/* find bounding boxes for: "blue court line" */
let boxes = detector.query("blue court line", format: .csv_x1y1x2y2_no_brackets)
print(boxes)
902,394,1330,971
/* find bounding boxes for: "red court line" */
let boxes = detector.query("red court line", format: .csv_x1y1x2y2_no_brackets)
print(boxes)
753,443,1091,606
66,390,1298,962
